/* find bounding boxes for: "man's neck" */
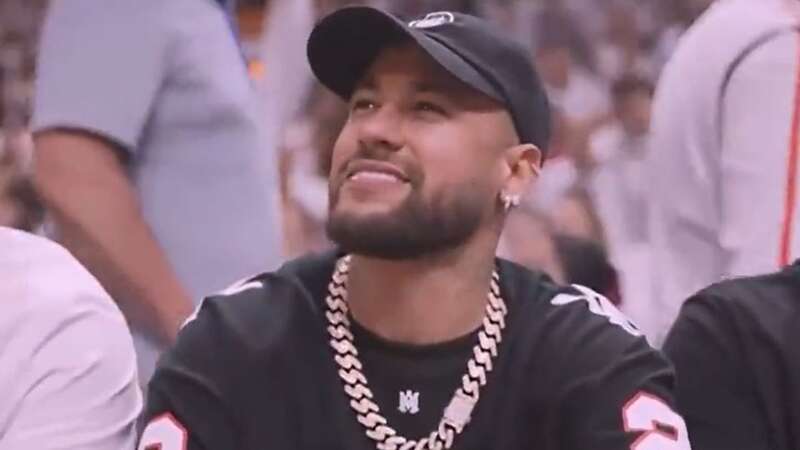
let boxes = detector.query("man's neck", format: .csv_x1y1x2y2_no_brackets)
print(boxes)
345,236,498,346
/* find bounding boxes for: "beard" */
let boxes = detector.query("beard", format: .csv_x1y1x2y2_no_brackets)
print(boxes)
326,181,488,260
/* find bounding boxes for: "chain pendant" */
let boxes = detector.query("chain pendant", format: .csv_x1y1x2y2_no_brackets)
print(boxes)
326,256,508,450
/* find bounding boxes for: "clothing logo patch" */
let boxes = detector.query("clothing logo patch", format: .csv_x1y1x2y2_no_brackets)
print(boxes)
409,12,455,29
398,390,420,414
551,285,642,337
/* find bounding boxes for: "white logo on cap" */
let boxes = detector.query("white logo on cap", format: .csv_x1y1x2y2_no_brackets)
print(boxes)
409,11,455,29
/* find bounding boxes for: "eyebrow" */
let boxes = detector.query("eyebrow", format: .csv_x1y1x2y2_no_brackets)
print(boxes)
352,75,461,96
353,76,377,93
411,80,461,96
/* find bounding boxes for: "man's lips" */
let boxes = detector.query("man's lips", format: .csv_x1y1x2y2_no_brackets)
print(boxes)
345,160,410,183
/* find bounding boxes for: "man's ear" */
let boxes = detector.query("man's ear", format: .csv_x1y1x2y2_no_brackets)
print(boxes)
502,143,542,197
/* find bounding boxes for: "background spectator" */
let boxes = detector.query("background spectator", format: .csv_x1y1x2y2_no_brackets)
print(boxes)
500,207,566,284
587,76,653,259
31,0,282,384
583,75,656,332
554,233,621,305
1,0,721,352
595,3,656,81
647,0,800,344
533,7,610,127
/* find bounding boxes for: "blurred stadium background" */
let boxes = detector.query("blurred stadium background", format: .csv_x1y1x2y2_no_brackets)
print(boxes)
0,0,714,335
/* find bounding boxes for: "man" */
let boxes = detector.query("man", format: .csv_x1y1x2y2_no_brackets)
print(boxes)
0,227,141,449
647,0,800,344
587,75,655,337
31,0,282,382
589,75,653,257
664,260,800,450
139,7,690,450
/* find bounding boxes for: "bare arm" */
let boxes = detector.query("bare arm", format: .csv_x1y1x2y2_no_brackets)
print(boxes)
33,130,193,345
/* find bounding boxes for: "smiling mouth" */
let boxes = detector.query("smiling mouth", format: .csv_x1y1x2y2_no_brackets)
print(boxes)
344,159,411,185
348,170,408,183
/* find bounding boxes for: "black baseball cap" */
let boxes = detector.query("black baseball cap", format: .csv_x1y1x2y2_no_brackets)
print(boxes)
307,7,551,154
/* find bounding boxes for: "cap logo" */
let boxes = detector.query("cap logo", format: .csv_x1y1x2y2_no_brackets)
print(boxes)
409,11,454,29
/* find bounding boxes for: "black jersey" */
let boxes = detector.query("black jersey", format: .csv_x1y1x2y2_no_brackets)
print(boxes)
663,260,800,450
138,251,689,450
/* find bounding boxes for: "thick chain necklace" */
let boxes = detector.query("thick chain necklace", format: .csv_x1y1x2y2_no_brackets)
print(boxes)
325,256,508,450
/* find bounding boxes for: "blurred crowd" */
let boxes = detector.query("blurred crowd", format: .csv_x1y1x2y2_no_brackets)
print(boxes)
0,0,715,335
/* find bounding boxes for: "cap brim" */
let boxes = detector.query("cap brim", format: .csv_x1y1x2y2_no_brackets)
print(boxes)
307,7,502,102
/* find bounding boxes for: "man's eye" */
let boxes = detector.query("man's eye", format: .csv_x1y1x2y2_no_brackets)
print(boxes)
351,99,377,112
414,101,445,115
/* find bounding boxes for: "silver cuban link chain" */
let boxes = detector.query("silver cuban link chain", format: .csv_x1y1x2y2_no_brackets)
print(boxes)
325,256,508,450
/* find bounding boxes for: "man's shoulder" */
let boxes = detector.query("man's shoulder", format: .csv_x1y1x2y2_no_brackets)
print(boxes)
697,264,797,307
148,251,341,420
703,0,797,32
0,228,119,321
501,259,647,352
499,260,675,436
679,265,800,333
1,227,77,271
176,251,339,358
501,259,661,391
670,0,798,75
195,250,338,313
0,230,139,429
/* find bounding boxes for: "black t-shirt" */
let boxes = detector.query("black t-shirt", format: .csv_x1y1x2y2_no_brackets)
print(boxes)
138,251,689,450
663,260,800,450
350,319,477,439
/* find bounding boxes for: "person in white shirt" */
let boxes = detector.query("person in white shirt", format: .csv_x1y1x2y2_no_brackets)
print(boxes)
647,0,800,344
0,227,141,450
588,75,655,337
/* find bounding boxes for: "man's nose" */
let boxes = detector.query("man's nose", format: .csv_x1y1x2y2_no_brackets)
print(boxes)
356,105,404,153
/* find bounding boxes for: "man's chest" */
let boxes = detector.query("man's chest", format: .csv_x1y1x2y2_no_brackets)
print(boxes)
241,343,551,450
315,365,545,450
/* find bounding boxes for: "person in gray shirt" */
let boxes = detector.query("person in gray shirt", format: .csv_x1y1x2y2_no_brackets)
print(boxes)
31,0,282,382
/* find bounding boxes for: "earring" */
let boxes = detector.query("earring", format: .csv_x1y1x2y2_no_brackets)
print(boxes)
501,192,521,211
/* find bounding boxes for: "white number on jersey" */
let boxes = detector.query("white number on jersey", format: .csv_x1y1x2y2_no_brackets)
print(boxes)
623,392,691,450
550,285,642,337
138,413,188,450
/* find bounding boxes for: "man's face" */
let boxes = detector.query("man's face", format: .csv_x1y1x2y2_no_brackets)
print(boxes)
326,42,518,259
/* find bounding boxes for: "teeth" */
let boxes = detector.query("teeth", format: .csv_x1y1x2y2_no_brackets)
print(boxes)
350,171,402,182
